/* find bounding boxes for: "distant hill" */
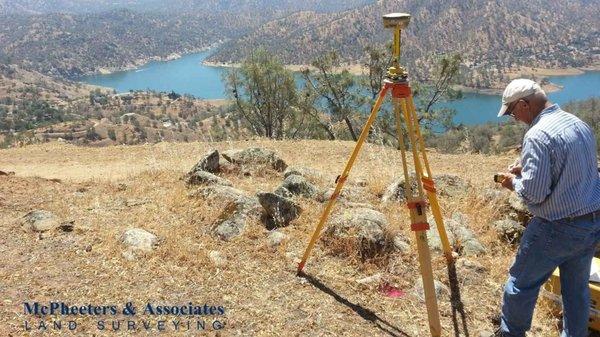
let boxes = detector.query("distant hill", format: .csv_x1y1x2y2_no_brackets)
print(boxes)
207,0,600,87
0,9,263,78
0,0,374,15
0,0,376,78
0,0,148,14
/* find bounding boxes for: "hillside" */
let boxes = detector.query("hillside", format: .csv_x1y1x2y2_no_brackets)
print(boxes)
0,140,573,336
0,1,376,78
207,0,600,88
0,0,375,15
0,63,240,147
0,9,262,78
0,0,147,14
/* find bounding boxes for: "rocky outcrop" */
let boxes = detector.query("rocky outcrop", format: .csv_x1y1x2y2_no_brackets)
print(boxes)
189,149,220,174
326,207,393,258
122,228,158,251
280,174,319,198
257,192,302,229
493,218,525,243
222,147,287,172
185,170,232,186
381,175,417,203
21,210,60,232
427,213,486,256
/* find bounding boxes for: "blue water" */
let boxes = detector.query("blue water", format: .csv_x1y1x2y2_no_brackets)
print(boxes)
445,71,600,125
78,51,226,99
78,51,600,126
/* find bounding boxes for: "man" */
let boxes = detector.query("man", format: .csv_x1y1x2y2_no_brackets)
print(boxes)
495,79,600,337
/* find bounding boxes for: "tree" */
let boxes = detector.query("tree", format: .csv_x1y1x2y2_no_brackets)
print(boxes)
354,47,462,148
225,49,298,139
390,53,462,134
301,51,363,141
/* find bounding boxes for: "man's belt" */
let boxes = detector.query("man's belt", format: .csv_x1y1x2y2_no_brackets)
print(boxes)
566,209,600,223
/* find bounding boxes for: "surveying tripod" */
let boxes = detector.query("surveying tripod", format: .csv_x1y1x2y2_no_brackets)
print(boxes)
297,13,454,337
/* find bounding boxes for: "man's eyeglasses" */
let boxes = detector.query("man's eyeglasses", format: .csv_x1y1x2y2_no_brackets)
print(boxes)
506,98,528,117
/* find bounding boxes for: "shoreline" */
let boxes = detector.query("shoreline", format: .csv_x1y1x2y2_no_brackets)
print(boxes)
79,42,222,78
203,60,600,95
81,50,600,97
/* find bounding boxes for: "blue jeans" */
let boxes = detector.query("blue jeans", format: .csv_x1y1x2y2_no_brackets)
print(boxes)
501,215,600,337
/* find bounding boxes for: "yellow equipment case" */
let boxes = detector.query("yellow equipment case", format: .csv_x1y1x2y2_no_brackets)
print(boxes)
543,257,600,330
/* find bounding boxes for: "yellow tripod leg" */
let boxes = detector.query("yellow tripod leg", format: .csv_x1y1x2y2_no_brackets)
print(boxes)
297,85,389,273
406,96,453,261
399,97,442,337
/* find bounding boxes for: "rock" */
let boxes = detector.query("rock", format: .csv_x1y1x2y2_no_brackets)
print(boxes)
267,231,287,248
455,258,487,285
356,273,382,285
493,218,525,243
185,170,232,186
121,228,158,251
222,147,287,172
281,174,318,198
508,193,528,213
273,186,293,198
257,192,302,228
189,149,220,174
381,175,417,203
434,174,469,197
194,185,261,215
22,210,60,232
212,199,260,241
0,170,15,176
327,207,391,258
427,213,486,256
283,166,323,181
507,194,532,226
456,258,487,274
452,213,486,255
208,251,227,267
393,234,411,253
214,214,247,241
414,279,450,301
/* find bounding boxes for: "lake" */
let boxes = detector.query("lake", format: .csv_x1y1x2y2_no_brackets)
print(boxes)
79,51,600,126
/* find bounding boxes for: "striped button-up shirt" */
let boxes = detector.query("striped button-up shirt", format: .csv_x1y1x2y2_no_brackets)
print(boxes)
513,104,600,221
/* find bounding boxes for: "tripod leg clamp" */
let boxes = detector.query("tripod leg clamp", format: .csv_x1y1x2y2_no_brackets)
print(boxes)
411,222,430,231
407,200,428,209
421,177,437,193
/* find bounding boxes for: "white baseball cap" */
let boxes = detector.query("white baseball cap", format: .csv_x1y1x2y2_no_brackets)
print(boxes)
497,79,545,117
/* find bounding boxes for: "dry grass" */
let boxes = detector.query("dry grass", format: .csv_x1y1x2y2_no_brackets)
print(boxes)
0,140,562,336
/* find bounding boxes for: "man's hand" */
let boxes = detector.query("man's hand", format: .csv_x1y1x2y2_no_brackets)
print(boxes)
508,158,522,176
509,164,522,175
500,173,516,191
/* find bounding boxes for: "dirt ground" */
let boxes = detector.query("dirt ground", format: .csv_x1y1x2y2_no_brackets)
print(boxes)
0,140,565,336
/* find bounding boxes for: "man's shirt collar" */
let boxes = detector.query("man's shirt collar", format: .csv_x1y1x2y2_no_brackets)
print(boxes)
530,103,559,127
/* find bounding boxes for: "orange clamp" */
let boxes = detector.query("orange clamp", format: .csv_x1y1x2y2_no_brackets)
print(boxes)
407,200,428,209
411,222,430,231
391,83,411,98
421,177,437,193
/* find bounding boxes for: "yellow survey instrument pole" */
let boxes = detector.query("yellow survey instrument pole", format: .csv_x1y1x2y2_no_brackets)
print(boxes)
297,12,453,337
